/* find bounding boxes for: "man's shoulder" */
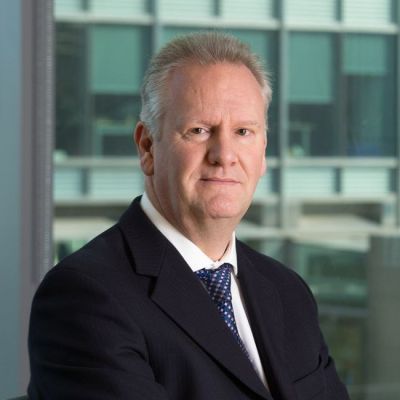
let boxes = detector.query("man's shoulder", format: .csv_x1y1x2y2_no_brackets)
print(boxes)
237,240,316,306
45,221,134,292
48,197,152,281
57,223,122,268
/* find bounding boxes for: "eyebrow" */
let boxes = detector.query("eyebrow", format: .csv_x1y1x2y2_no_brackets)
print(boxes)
236,120,261,127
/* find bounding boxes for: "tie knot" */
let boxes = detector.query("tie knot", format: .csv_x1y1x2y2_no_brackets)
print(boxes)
195,263,233,288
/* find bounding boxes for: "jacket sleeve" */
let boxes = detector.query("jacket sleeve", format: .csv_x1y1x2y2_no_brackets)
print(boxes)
28,267,170,400
290,270,350,400
321,340,351,400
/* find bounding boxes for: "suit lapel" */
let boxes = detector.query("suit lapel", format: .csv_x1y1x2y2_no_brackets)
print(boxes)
152,245,271,399
237,244,296,400
118,199,271,400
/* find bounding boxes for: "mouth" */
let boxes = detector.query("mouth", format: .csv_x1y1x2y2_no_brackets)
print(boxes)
200,177,240,184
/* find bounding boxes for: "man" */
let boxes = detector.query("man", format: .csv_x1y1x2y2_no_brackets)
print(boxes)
28,32,349,399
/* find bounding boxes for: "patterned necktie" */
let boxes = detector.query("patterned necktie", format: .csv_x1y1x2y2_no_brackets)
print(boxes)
195,263,251,360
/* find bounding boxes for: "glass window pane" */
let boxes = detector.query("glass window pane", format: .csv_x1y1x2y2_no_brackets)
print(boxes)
343,35,396,156
291,239,367,389
56,23,151,158
89,25,150,156
55,22,87,157
288,33,338,156
93,95,141,156
90,25,150,93
289,34,333,103
52,4,400,400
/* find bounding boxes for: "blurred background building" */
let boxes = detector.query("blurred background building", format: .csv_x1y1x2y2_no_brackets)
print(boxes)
1,0,400,398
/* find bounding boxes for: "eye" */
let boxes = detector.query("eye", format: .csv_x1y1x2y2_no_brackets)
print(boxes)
190,127,208,135
237,128,250,136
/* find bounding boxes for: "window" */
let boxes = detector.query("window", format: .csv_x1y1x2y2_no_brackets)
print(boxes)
343,35,396,156
288,33,396,157
51,2,400,399
288,33,338,156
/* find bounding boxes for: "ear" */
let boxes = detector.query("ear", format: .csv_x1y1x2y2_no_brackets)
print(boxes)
134,121,154,176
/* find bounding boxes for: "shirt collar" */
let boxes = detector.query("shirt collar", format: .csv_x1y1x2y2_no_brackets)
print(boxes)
140,192,238,275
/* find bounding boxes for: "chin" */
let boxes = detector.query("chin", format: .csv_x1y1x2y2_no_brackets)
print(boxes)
202,197,247,220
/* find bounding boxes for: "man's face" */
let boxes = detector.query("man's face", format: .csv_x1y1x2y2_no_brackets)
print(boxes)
142,62,267,232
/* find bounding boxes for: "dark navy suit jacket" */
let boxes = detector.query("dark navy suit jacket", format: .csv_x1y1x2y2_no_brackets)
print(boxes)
28,197,350,399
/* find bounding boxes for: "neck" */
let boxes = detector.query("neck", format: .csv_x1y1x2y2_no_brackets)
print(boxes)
181,220,235,261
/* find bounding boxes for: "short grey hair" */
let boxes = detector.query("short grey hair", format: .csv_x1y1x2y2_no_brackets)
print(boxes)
139,31,272,138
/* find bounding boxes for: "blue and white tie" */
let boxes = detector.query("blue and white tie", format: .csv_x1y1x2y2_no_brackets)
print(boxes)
195,263,251,360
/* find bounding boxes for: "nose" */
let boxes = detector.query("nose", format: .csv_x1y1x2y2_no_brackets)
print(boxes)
207,130,238,166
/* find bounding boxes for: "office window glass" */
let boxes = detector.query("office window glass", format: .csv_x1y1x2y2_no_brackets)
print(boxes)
288,33,338,156
56,24,151,158
342,35,396,156
52,2,400,399
289,240,366,388
89,25,150,156
55,22,87,157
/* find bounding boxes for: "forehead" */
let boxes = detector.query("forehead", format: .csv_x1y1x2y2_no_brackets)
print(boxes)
165,62,266,121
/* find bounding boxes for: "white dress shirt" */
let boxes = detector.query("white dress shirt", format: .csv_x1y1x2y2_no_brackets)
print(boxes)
140,193,267,386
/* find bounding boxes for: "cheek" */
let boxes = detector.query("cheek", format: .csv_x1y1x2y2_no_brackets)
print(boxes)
244,149,266,176
158,151,191,186
174,149,199,173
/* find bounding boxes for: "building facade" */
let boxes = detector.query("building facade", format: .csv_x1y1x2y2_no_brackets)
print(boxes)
50,1,400,399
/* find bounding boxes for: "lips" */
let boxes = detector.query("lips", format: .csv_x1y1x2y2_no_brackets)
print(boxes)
200,177,240,184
